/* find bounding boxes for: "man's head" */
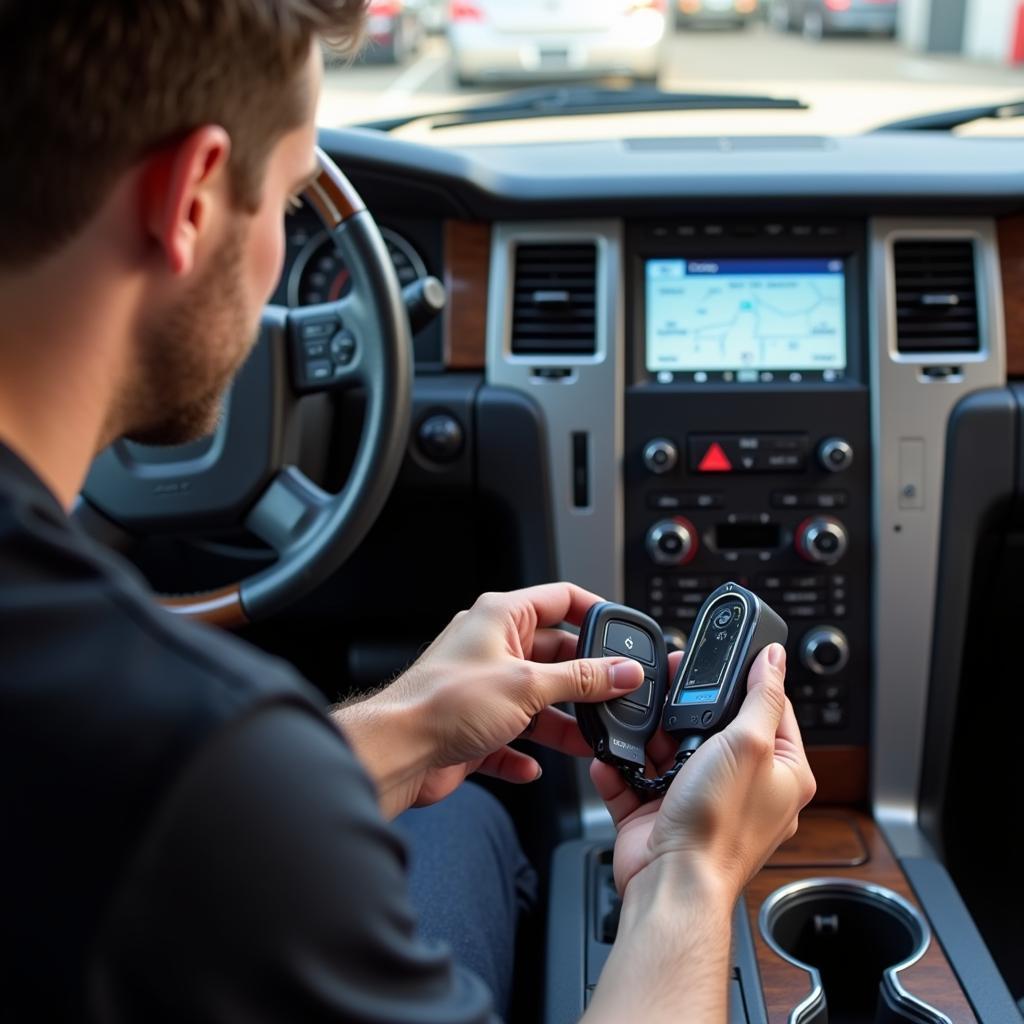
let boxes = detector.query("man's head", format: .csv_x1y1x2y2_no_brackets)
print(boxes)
0,1,366,446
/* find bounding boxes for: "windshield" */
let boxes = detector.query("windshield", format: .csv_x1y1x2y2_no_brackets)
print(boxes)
319,0,1024,143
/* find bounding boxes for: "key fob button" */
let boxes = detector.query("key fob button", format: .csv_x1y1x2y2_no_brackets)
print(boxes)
603,621,655,665
606,699,648,726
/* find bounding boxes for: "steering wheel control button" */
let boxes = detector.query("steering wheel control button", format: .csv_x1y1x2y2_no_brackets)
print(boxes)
642,438,678,475
818,437,854,473
299,318,337,340
417,414,465,463
290,312,353,392
603,621,655,664
330,330,357,367
646,517,697,567
306,359,332,383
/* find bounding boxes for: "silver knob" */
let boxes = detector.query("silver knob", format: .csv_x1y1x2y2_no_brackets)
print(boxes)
801,627,850,676
819,437,853,473
643,438,678,475
646,518,697,566
796,516,848,565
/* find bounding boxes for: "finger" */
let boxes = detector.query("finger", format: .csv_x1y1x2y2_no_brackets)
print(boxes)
529,627,581,664
482,582,606,632
531,655,644,706
519,706,592,757
667,649,685,676
776,695,806,756
590,758,645,827
477,746,542,784
731,643,787,740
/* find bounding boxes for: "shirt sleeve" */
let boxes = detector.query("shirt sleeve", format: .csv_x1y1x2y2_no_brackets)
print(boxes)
87,704,497,1024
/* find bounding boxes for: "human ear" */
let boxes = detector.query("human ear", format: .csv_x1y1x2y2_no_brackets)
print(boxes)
139,125,232,277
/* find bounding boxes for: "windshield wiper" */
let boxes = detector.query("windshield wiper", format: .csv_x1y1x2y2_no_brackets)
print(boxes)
359,85,806,132
873,98,1024,132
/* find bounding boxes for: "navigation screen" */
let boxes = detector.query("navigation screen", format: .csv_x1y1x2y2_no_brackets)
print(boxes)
645,258,847,383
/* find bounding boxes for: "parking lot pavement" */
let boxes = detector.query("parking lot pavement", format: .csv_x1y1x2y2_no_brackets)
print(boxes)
319,23,1024,135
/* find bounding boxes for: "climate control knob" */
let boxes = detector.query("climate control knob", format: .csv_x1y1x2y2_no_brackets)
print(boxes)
801,627,850,676
646,518,697,566
818,437,854,473
796,516,848,565
643,437,678,475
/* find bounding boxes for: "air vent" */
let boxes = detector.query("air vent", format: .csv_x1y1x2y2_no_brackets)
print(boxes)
893,240,980,354
511,242,598,356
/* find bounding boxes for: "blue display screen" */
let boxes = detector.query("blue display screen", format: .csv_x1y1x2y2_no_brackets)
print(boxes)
646,257,847,381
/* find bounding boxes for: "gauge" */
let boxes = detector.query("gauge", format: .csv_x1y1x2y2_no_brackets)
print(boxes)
286,226,428,307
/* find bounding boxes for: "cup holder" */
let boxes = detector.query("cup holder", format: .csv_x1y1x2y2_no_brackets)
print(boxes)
759,878,949,1024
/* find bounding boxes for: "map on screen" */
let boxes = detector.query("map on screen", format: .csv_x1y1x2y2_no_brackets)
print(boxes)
645,258,847,377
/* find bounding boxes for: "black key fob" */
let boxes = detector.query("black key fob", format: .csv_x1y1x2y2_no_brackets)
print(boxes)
574,603,667,770
662,582,787,742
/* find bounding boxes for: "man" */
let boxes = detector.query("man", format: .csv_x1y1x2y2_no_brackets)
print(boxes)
0,2,816,1022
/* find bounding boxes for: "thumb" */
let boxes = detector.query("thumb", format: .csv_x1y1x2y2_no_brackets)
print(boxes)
531,656,645,706
732,643,787,738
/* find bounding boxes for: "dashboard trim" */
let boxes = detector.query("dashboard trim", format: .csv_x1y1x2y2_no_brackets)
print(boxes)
869,218,1006,858
486,221,625,836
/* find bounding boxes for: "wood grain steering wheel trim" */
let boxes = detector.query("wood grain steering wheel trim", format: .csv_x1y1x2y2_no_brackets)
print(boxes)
160,584,249,628
156,151,364,629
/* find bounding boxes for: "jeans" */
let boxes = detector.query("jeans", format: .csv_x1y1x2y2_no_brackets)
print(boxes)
395,783,539,1017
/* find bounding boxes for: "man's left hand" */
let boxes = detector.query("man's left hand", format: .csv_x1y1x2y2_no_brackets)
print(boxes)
332,583,645,817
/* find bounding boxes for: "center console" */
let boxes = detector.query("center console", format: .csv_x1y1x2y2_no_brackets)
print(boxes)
482,213,1017,1024
623,221,871,747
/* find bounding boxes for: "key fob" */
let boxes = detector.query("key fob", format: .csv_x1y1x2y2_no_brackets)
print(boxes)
573,603,667,770
662,582,787,742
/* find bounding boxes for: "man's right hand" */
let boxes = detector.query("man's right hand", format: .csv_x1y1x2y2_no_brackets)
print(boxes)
583,644,816,1024
592,642,816,903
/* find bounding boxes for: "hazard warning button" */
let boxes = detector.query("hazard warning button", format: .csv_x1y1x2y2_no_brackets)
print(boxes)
689,438,734,473
696,441,732,473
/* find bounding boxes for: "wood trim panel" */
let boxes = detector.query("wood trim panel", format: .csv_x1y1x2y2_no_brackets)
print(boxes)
998,214,1024,377
444,221,491,370
806,745,868,806
746,811,977,1024
765,810,868,868
160,585,248,629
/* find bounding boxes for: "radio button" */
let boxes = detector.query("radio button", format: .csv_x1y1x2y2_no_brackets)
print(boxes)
646,518,697,566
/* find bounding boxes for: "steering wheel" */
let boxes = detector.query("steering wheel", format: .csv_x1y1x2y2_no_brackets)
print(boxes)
81,149,413,627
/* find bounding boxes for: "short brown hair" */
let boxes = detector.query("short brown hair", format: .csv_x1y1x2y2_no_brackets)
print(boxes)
0,1,367,268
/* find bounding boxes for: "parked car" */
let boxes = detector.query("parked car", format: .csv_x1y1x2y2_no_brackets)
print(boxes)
768,0,898,38
361,0,426,62
448,0,668,87
674,0,759,30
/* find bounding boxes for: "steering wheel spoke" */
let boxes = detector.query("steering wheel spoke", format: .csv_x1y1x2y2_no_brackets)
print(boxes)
245,466,331,555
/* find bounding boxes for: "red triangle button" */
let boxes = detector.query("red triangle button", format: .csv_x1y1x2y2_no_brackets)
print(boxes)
698,442,732,473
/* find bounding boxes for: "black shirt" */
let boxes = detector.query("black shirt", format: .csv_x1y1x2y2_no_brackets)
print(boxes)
0,443,494,1023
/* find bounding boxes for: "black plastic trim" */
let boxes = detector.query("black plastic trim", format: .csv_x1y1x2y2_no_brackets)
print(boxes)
919,387,1017,851
475,385,557,586
901,856,1023,1023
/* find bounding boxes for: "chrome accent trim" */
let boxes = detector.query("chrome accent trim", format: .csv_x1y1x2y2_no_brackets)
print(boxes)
486,221,625,836
758,877,951,1024
870,219,1005,856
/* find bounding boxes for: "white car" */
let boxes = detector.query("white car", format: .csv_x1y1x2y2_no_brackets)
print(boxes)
448,0,668,87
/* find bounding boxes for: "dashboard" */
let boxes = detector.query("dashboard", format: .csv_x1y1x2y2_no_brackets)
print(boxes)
305,123,1024,829
264,127,1024,1021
